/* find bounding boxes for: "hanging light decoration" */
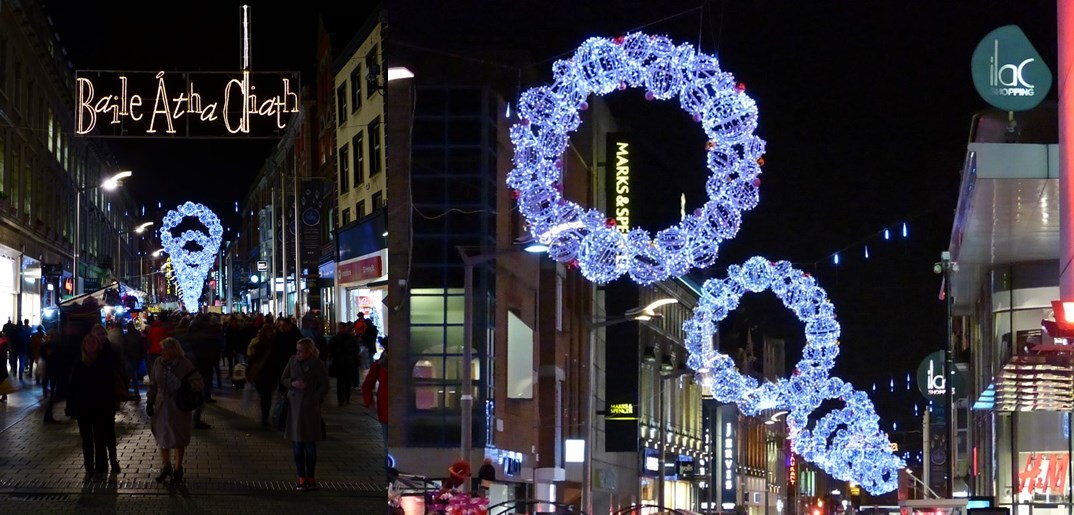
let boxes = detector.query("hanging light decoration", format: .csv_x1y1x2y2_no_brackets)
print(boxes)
159,202,223,312
684,256,904,494
508,32,765,284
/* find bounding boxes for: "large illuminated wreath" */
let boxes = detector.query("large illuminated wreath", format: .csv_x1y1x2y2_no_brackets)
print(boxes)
159,202,223,312
508,32,765,285
685,257,904,494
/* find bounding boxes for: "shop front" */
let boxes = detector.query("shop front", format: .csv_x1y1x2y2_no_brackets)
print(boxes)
335,214,388,339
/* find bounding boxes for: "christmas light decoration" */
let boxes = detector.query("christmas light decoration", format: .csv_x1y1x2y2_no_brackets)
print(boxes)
509,32,765,284
684,256,904,494
159,202,223,312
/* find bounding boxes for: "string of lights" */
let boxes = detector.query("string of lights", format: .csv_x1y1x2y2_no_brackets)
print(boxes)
509,32,764,285
159,202,223,312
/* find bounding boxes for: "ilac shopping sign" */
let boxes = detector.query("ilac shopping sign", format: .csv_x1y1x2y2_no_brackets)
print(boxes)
74,70,300,138
971,25,1052,112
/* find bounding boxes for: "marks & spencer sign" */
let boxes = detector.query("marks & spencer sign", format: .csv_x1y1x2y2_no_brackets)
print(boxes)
75,70,301,138
970,25,1052,112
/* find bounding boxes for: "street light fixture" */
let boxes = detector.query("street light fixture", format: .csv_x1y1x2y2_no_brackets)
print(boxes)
74,170,132,295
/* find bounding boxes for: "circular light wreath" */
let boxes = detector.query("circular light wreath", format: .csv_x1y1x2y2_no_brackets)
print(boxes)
508,32,766,285
684,257,904,494
159,202,223,312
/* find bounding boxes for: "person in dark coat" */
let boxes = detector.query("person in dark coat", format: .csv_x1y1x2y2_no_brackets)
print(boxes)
186,313,223,429
281,338,329,491
246,322,278,427
65,332,121,477
328,322,359,406
122,321,146,399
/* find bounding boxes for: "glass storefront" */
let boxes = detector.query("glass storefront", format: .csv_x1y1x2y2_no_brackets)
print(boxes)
20,256,42,327
0,252,16,324
345,285,387,349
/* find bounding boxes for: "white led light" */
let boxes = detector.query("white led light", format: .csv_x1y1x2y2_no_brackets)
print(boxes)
508,32,764,285
159,202,224,312
684,256,904,494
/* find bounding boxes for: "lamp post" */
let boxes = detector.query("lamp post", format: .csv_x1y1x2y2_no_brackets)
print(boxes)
587,299,678,515
116,221,154,285
74,170,131,295
457,242,543,488
935,251,957,497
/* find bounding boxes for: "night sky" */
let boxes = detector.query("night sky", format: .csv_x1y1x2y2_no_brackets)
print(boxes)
46,0,378,233
389,0,1058,427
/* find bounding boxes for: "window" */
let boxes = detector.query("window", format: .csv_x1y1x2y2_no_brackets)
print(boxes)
356,200,365,219
0,133,4,197
336,83,347,127
23,154,31,216
350,65,363,112
47,109,54,154
0,36,6,89
339,144,350,192
371,191,383,211
341,208,351,226
352,131,364,185
365,44,379,99
368,117,382,176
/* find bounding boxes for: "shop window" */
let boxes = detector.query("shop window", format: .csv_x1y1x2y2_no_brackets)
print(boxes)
506,311,533,399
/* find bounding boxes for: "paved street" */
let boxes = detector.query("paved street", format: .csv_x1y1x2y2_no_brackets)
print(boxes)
0,369,387,514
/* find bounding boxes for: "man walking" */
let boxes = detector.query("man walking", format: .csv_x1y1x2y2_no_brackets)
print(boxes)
328,322,359,406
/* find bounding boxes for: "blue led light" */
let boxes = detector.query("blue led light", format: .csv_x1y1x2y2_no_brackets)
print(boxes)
509,33,764,285
159,202,223,312
684,257,904,494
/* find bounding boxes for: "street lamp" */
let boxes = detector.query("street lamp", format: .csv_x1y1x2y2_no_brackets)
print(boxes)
116,221,155,284
584,299,678,514
74,170,132,295
458,243,535,488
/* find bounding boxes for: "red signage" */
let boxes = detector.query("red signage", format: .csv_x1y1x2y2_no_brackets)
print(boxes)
1020,453,1069,496
338,255,382,284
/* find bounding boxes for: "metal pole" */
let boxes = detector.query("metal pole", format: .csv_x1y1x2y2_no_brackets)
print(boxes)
943,251,955,498
74,192,81,295
923,408,930,492
280,171,288,318
461,259,474,490
765,432,770,515
293,166,301,319
270,189,277,317
658,372,665,510
583,323,596,515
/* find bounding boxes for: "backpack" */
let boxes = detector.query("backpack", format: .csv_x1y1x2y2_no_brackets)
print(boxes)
175,369,203,412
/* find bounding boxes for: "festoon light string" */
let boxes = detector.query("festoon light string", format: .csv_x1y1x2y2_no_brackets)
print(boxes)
509,32,903,494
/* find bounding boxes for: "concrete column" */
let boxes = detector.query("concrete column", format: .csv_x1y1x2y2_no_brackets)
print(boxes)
1060,1,1074,297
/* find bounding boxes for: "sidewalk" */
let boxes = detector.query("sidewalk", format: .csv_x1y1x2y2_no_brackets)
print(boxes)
0,368,387,514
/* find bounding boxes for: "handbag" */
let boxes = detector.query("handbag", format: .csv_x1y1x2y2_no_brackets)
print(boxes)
175,369,203,412
271,394,288,431
0,376,14,395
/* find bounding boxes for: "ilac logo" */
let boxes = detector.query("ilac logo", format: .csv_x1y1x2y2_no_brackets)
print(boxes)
988,37,1036,96
971,25,1052,112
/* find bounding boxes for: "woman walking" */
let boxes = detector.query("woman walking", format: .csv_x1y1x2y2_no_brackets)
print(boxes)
281,338,329,491
246,322,278,427
146,337,203,484
65,332,121,477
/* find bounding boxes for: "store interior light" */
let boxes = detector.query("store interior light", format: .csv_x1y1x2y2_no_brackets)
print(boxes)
387,67,414,81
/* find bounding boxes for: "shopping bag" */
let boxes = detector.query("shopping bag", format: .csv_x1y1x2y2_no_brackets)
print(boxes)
0,377,15,395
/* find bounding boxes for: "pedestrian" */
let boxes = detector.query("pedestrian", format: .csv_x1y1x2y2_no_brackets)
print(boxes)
246,322,278,427
40,331,57,401
281,337,329,491
10,319,27,381
328,322,358,406
146,337,203,484
187,313,223,429
478,457,497,495
146,313,172,375
362,339,388,445
122,321,146,399
29,325,44,384
65,332,121,477
0,341,10,403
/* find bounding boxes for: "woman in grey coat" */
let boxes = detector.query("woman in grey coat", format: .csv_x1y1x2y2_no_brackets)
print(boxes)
147,337,203,484
281,337,329,491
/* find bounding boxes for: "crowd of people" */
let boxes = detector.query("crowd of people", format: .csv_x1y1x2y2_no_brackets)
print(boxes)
0,306,386,492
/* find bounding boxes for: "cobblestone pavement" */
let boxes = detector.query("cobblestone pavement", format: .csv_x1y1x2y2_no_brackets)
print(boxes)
0,368,388,513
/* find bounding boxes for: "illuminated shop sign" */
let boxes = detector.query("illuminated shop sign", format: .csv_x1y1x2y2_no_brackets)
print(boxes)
605,133,631,233
607,403,637,420
75,70,300,138
723,422,735,492
1019,452,1069,497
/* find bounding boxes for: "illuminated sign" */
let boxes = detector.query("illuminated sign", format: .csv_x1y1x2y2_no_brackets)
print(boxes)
605,133,632,234
1019,452,1069,496
723,422,735,492
613,140,630,233
890,442,899,452
971,25,1053,111
607,403,637,420
75,70,300,138
789,454,797,486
